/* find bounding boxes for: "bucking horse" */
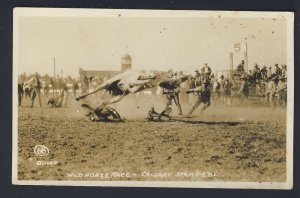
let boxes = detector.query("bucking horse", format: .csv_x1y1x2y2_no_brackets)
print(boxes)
75,70,160,122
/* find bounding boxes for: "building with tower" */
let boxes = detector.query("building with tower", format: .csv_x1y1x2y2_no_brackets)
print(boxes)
79,52,132,80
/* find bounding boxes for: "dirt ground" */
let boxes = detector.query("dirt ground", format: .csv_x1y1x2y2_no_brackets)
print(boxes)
17,94,287,182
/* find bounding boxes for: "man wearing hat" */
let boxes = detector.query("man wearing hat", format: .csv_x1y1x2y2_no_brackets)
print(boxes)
223,78,233,105
274,64,281,82
253,63,261,82
80,73,89,94
277,76,287,107
18,82,23,106
218,75,226,103
212,78,221,106
260,65,268,81
281,64,287,79
238,74,249,104
236,60,245,72
186,79,211,116
265,76,276,108
267,66,273,79
158,75,189,117
193,69,202,87
201,63,212,79
72,79,79,98
23,72,42,107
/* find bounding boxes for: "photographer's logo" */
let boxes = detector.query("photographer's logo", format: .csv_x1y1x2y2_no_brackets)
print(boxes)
34,145,49,157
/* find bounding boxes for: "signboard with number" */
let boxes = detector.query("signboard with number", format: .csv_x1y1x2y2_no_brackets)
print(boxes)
230,43,246,53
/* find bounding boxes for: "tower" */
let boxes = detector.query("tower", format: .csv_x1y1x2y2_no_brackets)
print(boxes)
121,45,132,72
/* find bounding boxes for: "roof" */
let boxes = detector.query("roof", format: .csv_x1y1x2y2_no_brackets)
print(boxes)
121,53,132,60
79,69,120,78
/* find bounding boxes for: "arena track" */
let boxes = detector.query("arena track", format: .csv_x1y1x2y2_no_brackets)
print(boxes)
17,97,286,182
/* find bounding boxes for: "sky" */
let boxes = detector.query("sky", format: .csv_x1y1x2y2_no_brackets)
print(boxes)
17,14,287,77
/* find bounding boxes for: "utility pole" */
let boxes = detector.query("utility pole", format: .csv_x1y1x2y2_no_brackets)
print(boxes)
244,42,248,72
53,57,56,97
229,52,233,71
53,57,56,78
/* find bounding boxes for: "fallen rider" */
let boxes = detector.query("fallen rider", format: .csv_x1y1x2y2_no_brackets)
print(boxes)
81,104,123,122
146,106,171,121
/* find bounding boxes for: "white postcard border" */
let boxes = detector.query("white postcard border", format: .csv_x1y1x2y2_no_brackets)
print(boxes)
12,8,294,189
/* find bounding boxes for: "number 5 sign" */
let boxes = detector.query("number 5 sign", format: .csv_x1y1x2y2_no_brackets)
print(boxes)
230,43,246,52
234,43,241,52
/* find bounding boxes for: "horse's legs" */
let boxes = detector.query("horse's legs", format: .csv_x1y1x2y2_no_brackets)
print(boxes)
101,94,127,106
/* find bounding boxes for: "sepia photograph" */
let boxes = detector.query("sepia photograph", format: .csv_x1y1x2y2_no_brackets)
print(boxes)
12,8,294,189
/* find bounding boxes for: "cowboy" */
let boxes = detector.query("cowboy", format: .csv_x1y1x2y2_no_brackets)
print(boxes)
212,78,221,106
223,78,233,105
60,79,69,107
18,83,24,106
194,69,202,87
201,63,212,79
81,73,89,94
265,76,276,108
277,77,287,107
158,75,189,117
260,65,268,81
252,63,261,82
238,75,249,104
23,72,42,107
236,60,245,71
218,75,225,103
219,74,225,82
41,77,50,98
186,79,211,116
274,64,281,81
267,66,273,79
281,64,287,79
